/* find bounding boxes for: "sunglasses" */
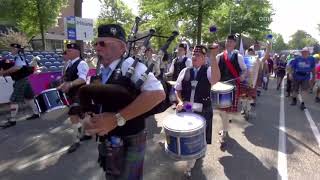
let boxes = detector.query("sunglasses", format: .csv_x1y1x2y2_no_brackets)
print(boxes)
94,41,106,47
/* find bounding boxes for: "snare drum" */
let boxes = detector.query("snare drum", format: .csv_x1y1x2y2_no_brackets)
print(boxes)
210,82,234,108
163,112,206,160
35,88,69,120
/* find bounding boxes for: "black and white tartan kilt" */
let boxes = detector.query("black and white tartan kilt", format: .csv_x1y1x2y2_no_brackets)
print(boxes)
10,77,35,103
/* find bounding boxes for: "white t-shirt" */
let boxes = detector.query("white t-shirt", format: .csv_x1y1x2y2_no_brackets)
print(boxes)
101,57,164,91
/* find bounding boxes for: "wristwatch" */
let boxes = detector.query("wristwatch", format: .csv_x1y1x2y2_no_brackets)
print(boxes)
115,113,126,126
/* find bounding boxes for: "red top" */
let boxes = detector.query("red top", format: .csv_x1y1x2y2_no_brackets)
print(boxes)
316,64,320,80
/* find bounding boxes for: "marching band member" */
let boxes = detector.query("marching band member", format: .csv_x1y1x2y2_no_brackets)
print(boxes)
174,44,220,176
215,35,247,149
165,43,192,81
175,45,220,143
143,47,161,78
0,43,39,128
83,24,165,179
57,43,90,153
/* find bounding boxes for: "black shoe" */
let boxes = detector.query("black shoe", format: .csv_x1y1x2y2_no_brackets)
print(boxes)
67,142,80,153
220,141,227,152
26,114,40,120
315,97,320,103
290,98,297,106
257,91,261,96
300,102,306,110
0,121,16,129
79,135,92,142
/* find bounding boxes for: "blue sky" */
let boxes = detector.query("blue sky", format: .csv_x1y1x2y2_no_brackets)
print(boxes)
82,0,320,43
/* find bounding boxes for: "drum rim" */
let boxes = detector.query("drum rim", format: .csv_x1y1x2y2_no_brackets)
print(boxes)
39,88,60,94
164,144,207,160
163,112,205,135
43,105,69,114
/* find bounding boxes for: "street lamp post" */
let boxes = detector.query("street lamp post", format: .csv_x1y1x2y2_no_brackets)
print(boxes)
229,0,241,34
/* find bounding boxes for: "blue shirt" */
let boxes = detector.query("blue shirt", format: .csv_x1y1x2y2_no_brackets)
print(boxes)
291,56,315,80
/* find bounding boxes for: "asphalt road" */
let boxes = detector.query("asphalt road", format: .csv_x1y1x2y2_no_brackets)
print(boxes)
0,78,319,180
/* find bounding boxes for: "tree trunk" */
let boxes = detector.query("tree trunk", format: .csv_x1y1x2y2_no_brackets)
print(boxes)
196,0,203,45
36,0,45,50
74,0,84,56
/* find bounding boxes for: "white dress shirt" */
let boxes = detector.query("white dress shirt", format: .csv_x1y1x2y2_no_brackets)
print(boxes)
216,51,247,74
100,57,163,91
168,55,192,74
66,57,89,81
175,66,212,91
13,54,27,69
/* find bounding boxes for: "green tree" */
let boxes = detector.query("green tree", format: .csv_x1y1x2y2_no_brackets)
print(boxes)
0,0,68,50
139,0,222,46
271,33,288,53
288,30,318,49
97,0,135,35
139,0,273,47
207,0,273,43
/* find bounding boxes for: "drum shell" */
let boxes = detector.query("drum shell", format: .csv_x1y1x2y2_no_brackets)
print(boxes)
210,85,234,108
163,112,207,160
35,88,69,120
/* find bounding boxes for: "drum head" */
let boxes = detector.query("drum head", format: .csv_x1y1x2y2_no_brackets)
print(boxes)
211,82,234,92
163,112,205,134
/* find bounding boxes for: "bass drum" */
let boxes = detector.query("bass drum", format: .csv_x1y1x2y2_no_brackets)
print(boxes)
35,88,69,121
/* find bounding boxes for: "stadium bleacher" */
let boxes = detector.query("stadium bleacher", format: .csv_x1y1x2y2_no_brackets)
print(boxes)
1,51,65,72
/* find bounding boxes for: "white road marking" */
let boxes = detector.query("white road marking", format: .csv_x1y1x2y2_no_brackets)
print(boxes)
298,94,320,147
16,146,69,170
278,80,288,180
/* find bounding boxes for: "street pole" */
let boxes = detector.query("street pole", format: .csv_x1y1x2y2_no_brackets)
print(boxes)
74,0,84,57
229,9,232,34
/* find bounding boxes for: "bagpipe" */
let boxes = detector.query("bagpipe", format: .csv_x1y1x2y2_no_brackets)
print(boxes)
75,18,179,117
0,54,34,81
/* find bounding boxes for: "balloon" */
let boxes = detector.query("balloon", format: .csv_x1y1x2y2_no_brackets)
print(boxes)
209,25,217,33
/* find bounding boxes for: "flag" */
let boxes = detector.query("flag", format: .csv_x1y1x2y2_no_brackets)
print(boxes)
239,37,245,56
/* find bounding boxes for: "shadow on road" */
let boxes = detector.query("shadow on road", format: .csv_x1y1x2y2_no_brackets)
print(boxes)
219,134,280,180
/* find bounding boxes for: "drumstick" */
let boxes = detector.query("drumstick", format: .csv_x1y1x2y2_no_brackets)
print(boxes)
223,77,241,83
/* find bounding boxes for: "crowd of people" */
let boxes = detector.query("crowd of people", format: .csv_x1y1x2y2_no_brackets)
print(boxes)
1,22,320,180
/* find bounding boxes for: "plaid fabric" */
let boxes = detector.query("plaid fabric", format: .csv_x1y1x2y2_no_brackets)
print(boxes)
105,131,147,180
239,83,257,99
10,78,34,102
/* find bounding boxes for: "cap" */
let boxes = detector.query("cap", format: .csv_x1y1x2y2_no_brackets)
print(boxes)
10,43,22,49
66,43,81,51
193,45,207,55
97,24,126,42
